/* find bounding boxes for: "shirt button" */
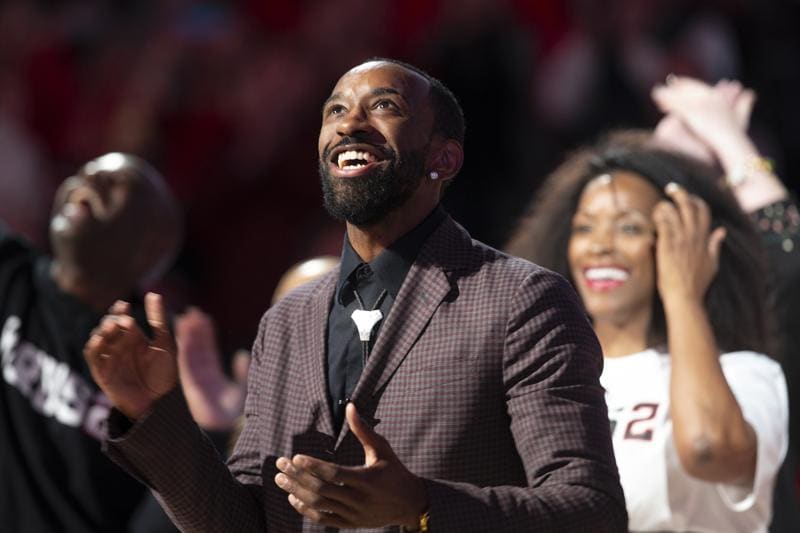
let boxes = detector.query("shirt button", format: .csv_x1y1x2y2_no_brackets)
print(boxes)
356,265,372,280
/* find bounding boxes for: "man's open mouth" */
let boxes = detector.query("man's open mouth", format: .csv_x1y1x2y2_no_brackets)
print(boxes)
328,144,389,172
336,150,378,169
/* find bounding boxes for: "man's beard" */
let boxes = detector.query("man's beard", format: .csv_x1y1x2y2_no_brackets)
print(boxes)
319,143,427,226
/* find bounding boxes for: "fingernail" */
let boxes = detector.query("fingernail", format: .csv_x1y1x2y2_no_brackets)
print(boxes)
666,73,676,85
665,182,679,194
275,473,287,487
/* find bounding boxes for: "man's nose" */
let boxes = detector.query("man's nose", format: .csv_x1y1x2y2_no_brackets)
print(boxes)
336,106,373,137
82,170,115,197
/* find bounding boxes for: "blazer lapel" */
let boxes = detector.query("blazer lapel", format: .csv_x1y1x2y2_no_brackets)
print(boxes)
337,217,468,446
358,261,451,397
294,271,338,438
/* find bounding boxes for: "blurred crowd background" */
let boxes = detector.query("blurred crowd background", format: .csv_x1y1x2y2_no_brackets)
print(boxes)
1,0,799,355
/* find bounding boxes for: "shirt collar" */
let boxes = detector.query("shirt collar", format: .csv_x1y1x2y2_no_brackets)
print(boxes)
336,204,447,303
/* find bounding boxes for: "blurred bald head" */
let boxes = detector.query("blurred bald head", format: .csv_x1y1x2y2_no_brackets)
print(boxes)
272,256,339,304
50,153,182,292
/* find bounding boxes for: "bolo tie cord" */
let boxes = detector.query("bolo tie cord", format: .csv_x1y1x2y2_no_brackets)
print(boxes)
352,288,388,365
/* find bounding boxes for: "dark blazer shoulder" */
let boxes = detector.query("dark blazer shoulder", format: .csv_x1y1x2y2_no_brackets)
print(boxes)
252,267,339,340
428,215,565,287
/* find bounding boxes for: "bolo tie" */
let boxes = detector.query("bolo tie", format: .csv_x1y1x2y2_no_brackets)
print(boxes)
350,288,388,366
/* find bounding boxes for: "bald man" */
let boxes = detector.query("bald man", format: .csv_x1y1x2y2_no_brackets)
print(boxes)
0,153,181,532
87,60,625,532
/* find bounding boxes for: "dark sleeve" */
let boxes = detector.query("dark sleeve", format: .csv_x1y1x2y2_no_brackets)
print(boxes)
127,492,180,533
103,315,272,533
423,270,628,532
753,199,800,456
0,220,27,260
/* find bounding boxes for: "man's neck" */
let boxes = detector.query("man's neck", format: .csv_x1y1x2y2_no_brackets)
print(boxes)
50,260,133,312
346,202,437,263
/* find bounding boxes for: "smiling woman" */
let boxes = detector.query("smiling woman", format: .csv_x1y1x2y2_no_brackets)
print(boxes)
507,134,789,532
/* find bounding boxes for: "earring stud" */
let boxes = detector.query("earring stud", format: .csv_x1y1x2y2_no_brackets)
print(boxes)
430,171,439,180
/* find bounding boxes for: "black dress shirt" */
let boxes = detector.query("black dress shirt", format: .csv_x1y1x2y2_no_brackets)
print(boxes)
326,205,446,430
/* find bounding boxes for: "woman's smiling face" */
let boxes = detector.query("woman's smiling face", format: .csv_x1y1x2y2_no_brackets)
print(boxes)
568,171,663,325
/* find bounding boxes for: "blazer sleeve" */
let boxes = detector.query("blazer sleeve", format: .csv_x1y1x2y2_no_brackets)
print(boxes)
103,313,272,533
422,270,628,532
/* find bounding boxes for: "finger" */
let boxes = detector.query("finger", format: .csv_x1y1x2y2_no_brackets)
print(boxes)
664,183,693,234
232,350,251,384
286,493,354,529
275,473,358,520
346,403,391,464
96,315,131,345
650,84,673,113
144,292,174,350
287,454,360,489
692,195,712,239
84,316,131,363
276,457,362,509
175,307,216,344
734,88,756,130
84,330,112,363
668,75,711,94
708,226,727,266
652,200,679,246
714,79,742,105
175,307,221,371
109,300,131,316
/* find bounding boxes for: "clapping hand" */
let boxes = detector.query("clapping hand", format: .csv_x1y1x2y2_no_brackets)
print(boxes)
175,308,249,431
84,293,178,420
274,403,428,530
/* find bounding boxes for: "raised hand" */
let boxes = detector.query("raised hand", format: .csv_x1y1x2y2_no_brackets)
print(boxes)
650,75,764,183
651,76,786,212
175,308,249,431
652,183,726,306
651,76,755,158
84,292,178,420
274,403,428,530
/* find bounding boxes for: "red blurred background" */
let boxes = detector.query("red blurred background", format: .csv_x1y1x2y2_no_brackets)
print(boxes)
2,0,799,355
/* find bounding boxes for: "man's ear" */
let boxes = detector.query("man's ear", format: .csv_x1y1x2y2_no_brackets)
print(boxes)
427,138,464,183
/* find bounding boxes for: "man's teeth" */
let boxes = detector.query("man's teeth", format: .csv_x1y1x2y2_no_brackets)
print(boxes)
585,267,629,281
337,150,378,169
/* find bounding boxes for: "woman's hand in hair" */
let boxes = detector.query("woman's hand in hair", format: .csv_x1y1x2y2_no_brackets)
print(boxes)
656,183,758,484
652,183,726,307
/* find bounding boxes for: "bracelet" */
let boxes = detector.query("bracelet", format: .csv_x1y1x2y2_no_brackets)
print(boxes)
402,510,429,532
418,511,430,532
750,198,800,252
727,156,775,186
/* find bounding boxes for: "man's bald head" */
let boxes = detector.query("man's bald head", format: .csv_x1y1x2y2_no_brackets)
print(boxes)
354,58,465,144
50,153,182,290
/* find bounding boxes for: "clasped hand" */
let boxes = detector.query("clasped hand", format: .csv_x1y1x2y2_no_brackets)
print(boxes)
274,403,429,530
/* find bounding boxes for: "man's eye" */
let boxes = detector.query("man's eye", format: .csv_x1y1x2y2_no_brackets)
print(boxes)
327,104,346,116
375,99,396,110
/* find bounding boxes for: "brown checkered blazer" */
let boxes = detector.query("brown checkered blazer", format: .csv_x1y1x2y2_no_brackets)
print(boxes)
106,215,627,532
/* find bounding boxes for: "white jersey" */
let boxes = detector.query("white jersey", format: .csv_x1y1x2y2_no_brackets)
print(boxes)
601,349,788,532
